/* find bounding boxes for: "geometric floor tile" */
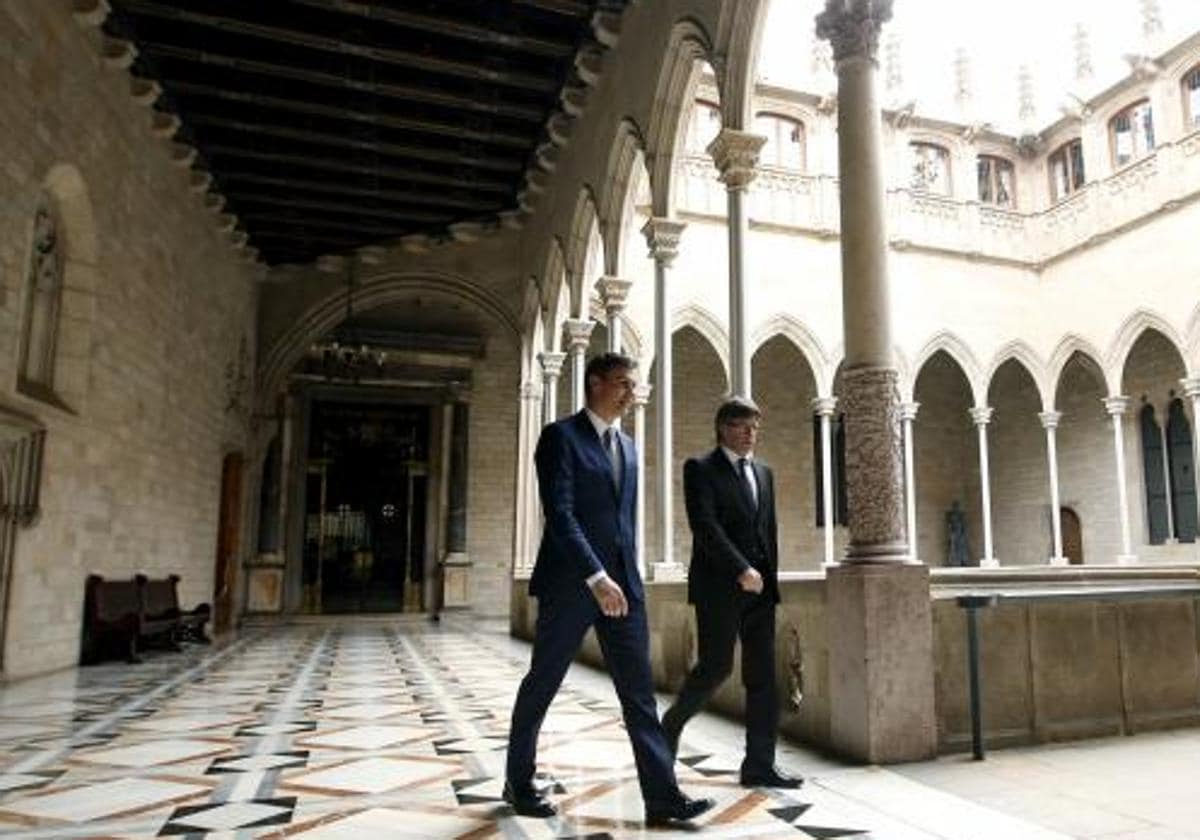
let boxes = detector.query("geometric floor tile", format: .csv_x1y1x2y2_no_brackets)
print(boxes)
0,777,209,823
433,735,509,755
284,757,454,795
289,807,490,839
539,737,636,770
74,739,229,768
207,751,309,774
321,703,421,721
299,725,429,751
235,721,318,737
158,796,296,834
130,713,253,733
0,770,63,794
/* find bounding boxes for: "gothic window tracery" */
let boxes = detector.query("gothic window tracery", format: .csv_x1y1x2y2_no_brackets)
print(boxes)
17,198,64,398
909,142,951,195
976,155,1015,207
1109,99,1155,168
1048,139,1086,203
754,112,805,170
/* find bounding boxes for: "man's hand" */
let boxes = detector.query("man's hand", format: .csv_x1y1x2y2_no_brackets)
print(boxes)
737,567,763,594
590,576,629,617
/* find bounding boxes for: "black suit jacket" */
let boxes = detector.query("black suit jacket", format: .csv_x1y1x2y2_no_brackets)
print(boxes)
683,448,780,606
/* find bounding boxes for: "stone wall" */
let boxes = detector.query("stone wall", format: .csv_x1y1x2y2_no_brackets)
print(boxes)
0,3,258,676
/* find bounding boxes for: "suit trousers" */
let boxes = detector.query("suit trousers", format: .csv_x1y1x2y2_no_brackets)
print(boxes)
665,592,778,773
505,584,680,805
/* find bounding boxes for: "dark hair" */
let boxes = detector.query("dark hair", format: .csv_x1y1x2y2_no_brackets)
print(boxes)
714,395,762,442
584,352,637,396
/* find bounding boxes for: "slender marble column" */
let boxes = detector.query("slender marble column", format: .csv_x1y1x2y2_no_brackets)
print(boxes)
1157,414,1178,542
633,382,652,579
969,406,997,566
596,275,633,353
515,380,543,574
1104,395,1137,563
1039,410,1067,565
899,401,920,561
813,396,839,566
1181,377,1200,549
563,318,595,413
708,128,766,398
642,217,686,578
538,351,565,426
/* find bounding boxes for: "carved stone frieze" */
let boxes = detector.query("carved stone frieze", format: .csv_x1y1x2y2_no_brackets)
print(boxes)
839,366,907,561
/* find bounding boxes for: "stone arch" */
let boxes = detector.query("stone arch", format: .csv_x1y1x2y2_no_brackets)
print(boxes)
519,280,543,384
1108,309,1190,385
599,117,649,278
913,331,984,406
1185,302,1200,375
565,186,603,314
258,271,519,400
539,236,567,320
548,276,571,353
985,340,1050,411
645,17,719,217
750,313,831,397
1048,335,1111,400
651,303,730,386
715,0,772,129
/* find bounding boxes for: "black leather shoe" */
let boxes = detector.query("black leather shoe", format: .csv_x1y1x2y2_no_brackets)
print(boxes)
740,767,803,789
502,781,557,818
645,794,716,826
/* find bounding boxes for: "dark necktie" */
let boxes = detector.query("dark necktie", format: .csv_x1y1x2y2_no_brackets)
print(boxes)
604,428,622,490
738,457,757,508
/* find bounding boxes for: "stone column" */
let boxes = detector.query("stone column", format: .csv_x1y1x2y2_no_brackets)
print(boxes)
900,401,920,561
813,396,839,566
708,128,766,397
1157,415,1177,542
515,380,543,574
596,275,633,353
538,351,566,426
438,390,472,612
1040,410,1067,565
1181,377,1200,548
642,217,686,579
970,406,998,567
563,318,595,413
818,0,935,765
633,382,652,579
1104,396,1137,563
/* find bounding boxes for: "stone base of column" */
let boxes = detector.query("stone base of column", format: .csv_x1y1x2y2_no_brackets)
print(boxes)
650,562,685,583
979,557,999,568
1116,554,1138,565
1048,555,1068,566
827,563,937,763
440,552,472,609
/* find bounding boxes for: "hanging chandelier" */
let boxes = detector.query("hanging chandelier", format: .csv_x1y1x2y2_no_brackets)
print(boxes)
307,261,387,381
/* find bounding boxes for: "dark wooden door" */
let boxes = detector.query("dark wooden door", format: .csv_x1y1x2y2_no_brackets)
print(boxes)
1061,507,1083,565
214,452,243,633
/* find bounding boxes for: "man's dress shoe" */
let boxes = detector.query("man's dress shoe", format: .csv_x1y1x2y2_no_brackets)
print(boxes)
644,794,716,826
502,782,557,818
739,766,804,789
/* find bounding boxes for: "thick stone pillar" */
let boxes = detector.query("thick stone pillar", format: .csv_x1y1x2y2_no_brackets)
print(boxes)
564,318,595,413
439,393,471,611
1104,396,1137,563
900,401,919,561
1039,410,1067,565
642,217,686,579
970,406,998,566
709,128,766,397
633,382,652,579
596,275,632,353
538,351,566,426
813,396,839,566
818,0,935,764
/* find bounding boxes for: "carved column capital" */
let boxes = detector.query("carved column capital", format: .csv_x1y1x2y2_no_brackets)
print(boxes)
815,0,894,64
811,396,839,416
707,128,767,191
595,275,633,315
969,405,994,426
1103,395,1131,416
1038,410,1062,430
537,351,566,379
562,318,595,354
898,401,920,422
641,217,686,268
1180,377,1200,400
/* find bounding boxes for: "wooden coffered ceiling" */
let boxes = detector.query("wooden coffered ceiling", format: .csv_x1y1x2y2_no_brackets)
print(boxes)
101,0,626,266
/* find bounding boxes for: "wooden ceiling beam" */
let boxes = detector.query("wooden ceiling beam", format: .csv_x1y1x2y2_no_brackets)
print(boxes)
230,193,456,225
238,212,420,238
219,172,495,211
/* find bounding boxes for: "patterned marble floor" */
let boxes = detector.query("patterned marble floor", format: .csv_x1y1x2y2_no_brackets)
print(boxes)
0,618,1072,839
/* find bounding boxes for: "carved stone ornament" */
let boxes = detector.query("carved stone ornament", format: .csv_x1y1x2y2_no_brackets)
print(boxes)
562,318,596,353
595,275,632,314
641,217,686,268
815,0,894,65
707,129,766,191
537,351,566,378
839,366,907,560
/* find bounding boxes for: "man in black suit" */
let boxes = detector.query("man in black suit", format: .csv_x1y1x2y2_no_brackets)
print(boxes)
504,352,714,825
661,396,802,789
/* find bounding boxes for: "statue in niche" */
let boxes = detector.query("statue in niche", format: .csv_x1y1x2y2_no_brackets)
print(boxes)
946,500,971,567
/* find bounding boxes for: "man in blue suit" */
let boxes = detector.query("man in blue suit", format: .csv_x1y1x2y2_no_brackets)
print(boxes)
504,352,714,826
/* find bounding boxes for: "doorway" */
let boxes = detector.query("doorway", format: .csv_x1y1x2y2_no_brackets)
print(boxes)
214,452,243,633
1061,506,1083,565
303,400,430,613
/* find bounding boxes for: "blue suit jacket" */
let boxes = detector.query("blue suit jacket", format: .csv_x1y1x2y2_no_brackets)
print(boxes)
529,410,643,602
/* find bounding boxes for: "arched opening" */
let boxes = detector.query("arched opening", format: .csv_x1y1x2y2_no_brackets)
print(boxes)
1054,352,1116,564
987,358,1045,565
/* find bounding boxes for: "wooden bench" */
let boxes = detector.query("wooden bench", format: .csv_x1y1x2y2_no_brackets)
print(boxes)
81,574,212,665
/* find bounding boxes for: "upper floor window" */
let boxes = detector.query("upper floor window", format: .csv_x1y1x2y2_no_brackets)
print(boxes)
1183,64,1200,129
754,112,805,170
18,197,64,399
686,99,721,156
976,155,1015,207
909,142,951,195
1110,99,1155,168
1048,139,1086,202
